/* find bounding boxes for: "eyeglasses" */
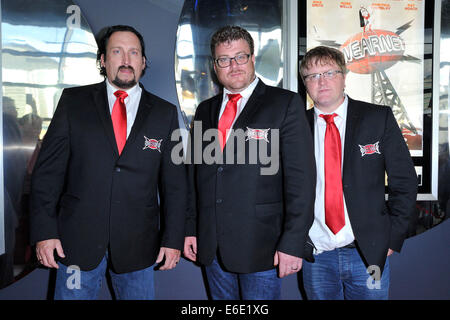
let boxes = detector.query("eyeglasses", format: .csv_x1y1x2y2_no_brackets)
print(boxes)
303,70,343,82
215,54,251,68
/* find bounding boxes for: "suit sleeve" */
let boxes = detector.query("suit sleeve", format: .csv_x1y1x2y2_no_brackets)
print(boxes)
276,93,316,258
30,90,71,244
159,107,188,250
383,107,418,252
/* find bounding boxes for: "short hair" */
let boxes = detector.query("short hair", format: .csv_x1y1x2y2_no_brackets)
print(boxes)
96,25,147,77
210,25,254,58
299,46,347,80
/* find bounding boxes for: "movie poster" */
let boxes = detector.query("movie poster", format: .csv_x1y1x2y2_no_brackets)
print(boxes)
306,0,424,156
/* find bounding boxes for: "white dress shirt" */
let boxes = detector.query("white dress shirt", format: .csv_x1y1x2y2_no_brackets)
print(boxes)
218,77,259,141
309,95,356,254
106,80,142,139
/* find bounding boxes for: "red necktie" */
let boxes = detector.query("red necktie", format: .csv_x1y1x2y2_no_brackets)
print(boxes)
112,90,128,155
320,113,345,234
218,93,241,150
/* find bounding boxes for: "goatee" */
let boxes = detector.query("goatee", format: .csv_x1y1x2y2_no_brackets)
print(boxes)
112,77,137,89
112,66,137,89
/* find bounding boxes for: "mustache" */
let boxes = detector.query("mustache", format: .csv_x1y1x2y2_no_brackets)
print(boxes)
118,66,135,72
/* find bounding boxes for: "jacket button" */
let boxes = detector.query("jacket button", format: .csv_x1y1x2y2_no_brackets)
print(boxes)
218,166,223,172
115,167,121,172
216,199,223,204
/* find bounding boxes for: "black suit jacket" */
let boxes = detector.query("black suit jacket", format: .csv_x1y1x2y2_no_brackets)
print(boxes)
185,80,316,273
30,81,187,273
307,97,417,273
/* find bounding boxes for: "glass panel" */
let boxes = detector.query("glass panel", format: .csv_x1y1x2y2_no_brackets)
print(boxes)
412,0,449,235
0,0,102,288
175,0,284,128
436,0,450,229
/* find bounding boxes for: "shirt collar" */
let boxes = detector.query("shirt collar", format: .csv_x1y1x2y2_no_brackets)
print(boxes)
223,77,259,101
314,94,348,122
106,79,141,99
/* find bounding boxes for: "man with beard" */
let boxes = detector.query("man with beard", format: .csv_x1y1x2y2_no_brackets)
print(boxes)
30,25,187,299
183,26,315,299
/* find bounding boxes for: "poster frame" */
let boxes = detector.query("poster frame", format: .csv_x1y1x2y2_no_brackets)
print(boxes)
296,0,440,201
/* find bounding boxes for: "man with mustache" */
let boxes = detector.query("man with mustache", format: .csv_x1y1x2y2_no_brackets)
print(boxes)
184,26,316,299
30,25,187,299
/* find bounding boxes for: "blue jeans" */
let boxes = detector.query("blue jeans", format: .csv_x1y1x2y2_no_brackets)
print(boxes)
302,247,390,300
54,253,155,300
205,257,281,300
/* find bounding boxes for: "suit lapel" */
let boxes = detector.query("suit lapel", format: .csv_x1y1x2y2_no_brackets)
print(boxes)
210,94,222,130
92,82,119,157
342,97,361,178
308,97,360,182
232,80,266,131
92,82,153,158
306,108,315,137
216,80,265,158
214,80,266,131
122,86,152,154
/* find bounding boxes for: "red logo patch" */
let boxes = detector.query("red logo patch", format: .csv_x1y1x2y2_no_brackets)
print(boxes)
143,136,162,152
359,142,380,157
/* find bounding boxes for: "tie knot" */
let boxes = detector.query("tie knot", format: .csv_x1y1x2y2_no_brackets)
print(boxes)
320,113,338,124
114,90,128,101
227,93,242,103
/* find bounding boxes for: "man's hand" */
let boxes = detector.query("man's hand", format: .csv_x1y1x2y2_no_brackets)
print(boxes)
36,239,65,269
274,250,302,278
183,236,197,262
156,247,181,270
387,249,394,257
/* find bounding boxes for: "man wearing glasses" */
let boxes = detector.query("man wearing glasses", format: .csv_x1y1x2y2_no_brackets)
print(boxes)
300,46,417,299
184,26,316,299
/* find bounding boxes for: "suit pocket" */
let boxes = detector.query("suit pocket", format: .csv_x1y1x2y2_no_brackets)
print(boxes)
58,194,80,221
122,205,159,232
360,154,383,161
131,204,159,222
254,202,283,224
144,206,159,226
59,193,80,209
